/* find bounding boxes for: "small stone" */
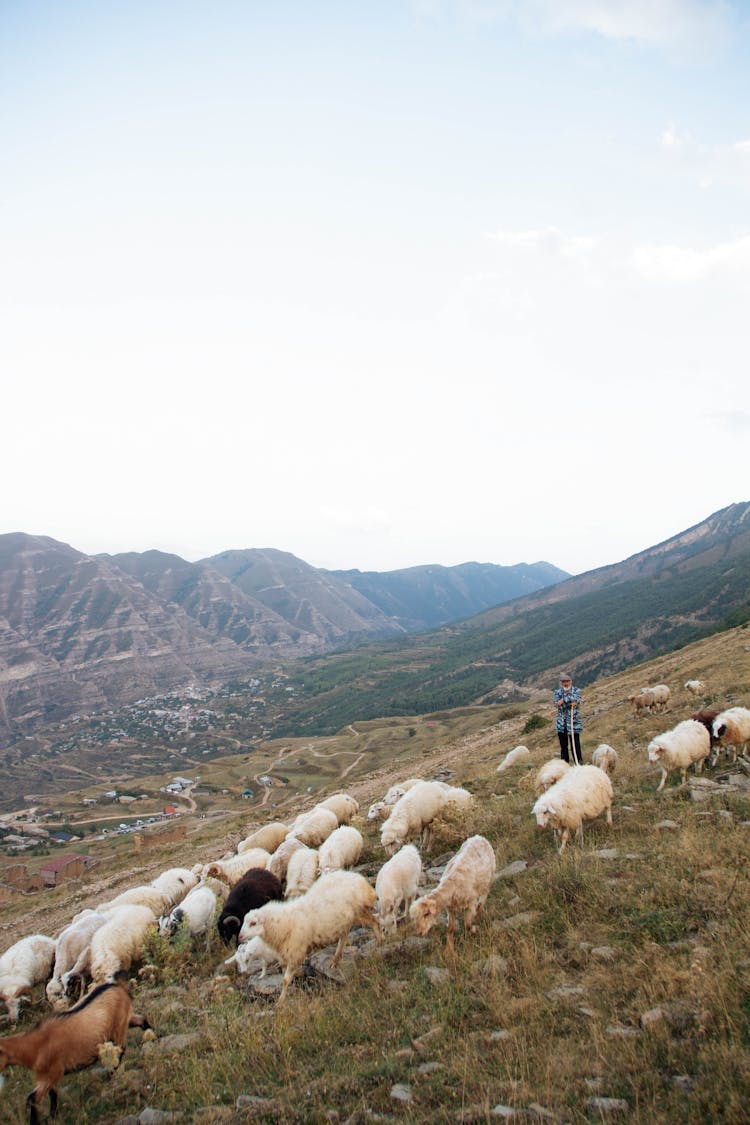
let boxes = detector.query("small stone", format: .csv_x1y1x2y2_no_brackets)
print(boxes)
490,1107,518,1120
672,1075,694,1091
412,1026,443,1054
584,1078,604,1092
494,911,540,931
489,1029,513,1041
640,1007,667,1029
386,979,408,993
394,1048,416,1062
606,1025,640,1039
424,966,451,986
142,1032,202,1055
577,1007,598,1018
417,1061,443,1075
592,848,619,859
474,955,508,977
527,1104,565,1122
236,1095,280,1111
390,1082,413,1103
497,860,528,879
585,1097,628,1114
591,946,617,963
655,820,679,831
547,985,584,1001
139,1111,179,1125
247,973,285,996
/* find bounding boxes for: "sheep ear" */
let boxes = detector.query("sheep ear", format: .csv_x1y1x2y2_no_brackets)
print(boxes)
547,805,557,816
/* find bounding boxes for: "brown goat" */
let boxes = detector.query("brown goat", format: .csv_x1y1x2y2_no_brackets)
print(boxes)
0,981,150,1124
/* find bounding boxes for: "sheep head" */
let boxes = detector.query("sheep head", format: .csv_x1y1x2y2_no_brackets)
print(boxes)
409,898,439,935
647,742,664,762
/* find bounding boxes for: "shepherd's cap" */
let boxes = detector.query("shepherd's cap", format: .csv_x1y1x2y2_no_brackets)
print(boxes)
559,673,572,682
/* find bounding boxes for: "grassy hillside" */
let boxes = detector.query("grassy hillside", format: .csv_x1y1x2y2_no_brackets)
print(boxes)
0,625,749,1122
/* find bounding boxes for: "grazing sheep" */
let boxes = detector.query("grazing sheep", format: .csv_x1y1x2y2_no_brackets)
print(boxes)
318,826,364,874
685,679,706,696
237,822,289,855
216,868,284,946
149,867,198,907
204,848,271,887
98,886,170,917
0,936,57,1023
0,981,150,1125
628,689,655,714
267,837,306,887
691,708,721,763
47,913,108,1010
647,719,711,792
380,781,450,854
367,779,424,820
284,847,320,899
712,707,750,763
224,936,280,978
367,801,389,822
238,870,381,1002
591,744,618,776
287,807,339,847
649,684,671,711
88,905,157,985
159,882,224,948
441,785,473,810
409,835,496,952
375,845,423,934
496,745,531,772
534,758,571,795
315,793,360,825
532,764,614,853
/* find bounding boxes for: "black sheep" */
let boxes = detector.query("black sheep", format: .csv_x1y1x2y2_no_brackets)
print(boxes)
217,868,283,946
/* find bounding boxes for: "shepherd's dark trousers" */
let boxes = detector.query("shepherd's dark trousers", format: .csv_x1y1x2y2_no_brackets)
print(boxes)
558,731,582,764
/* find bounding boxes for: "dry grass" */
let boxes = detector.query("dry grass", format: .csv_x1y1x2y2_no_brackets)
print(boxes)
1,626,749,1122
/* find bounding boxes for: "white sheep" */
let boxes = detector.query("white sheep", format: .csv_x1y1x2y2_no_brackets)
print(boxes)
532,764,614,852
496,745,531,772
649,684,671,710
224,935,281,978
684,679,706,696
374,844,423,934
628,689,655,714
367,779,425,820
712,707,750,763
318,825,364,874
204,848,271,887
238,869,381,1002
591,744,618,776
409,835,496,951
98,886,171,917
159,882,223,947
315,793,360,825
267,836,306,885
0,934,57,1022
287,807,339,848
89,904,158,984
149,866,199,907
380,781,450,854
46,911,108,1009
647,718,711,791
237,822,289,854
534,758,571,795
284,846,320,899
367,801,389,822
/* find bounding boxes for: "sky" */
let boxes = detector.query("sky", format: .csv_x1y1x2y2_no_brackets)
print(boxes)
1,1,748,577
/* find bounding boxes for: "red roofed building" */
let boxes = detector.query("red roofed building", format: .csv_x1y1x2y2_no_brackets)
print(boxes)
39,854,92,887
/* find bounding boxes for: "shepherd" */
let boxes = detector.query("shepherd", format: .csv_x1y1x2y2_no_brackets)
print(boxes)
554,673,582,765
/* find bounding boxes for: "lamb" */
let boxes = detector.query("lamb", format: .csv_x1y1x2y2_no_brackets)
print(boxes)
591,743,618,776
0,981,150,1125
0,936,57,1023
374,845,422,934
314,793,360,825
237,822,289,855
532,764,614,853
367,778,425,821
284,846,320,899
628,689,655,714
224,936,280,978
204,848,271,887
287,807,339,847
712,707,750,763
267,837,306,885
149,866,198,907
647,718,711,791
367,801,389,822
409,835,496,952
685,679,706,696
238,869,381,1002
496,745,531,772
534,758,571,795
380,781,450,854
159,881,224,947
46,912,108,1010
318,825,364,874
88,904,158,984
216,868,284,946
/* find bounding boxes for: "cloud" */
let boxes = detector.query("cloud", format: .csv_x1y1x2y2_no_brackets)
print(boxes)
660,121,750,187
632,233,750,282
486,226,598,261
707,410,750,437
525,0,733,50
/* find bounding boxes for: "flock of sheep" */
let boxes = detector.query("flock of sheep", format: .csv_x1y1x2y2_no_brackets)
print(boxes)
1,681,749,1120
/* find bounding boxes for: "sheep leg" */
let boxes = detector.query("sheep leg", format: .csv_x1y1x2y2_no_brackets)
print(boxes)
277,963,297,1004
558,827,570,854
330,935,348,968
445,912,456,953
606,806,613,827
696,758,704,775
656,769,667,793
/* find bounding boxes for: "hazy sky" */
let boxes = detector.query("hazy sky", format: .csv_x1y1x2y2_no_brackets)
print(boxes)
2,1,748,576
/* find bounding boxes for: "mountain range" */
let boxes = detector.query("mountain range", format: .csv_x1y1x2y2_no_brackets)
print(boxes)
0,534,566,745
